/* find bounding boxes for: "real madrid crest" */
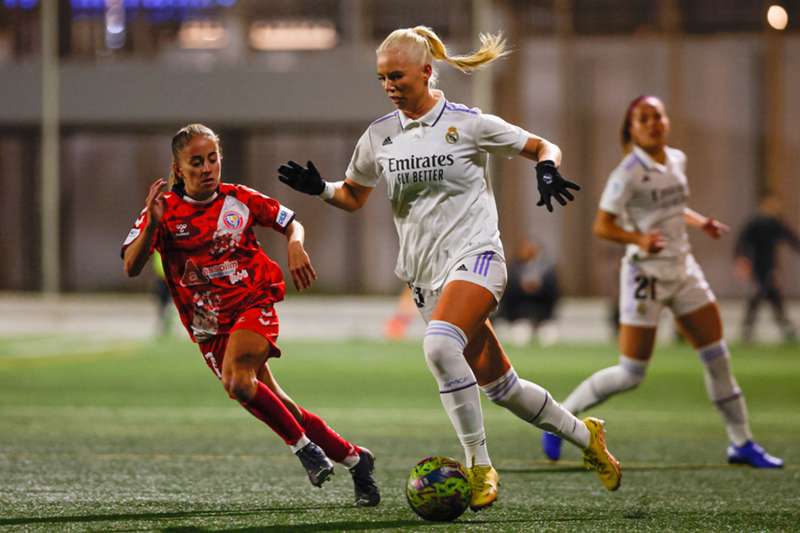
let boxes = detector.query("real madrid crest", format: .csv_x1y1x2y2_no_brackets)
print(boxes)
636,302,647,315
445,126,459,144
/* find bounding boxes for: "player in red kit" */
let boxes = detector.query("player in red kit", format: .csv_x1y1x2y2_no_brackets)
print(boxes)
121,123,380,506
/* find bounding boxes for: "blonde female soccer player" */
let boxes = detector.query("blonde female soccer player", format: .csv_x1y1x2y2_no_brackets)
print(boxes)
278,26,621,511
541,96,783,469
122,124,381,506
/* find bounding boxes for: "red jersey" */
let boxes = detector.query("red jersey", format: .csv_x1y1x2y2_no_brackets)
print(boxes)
121,183,296,342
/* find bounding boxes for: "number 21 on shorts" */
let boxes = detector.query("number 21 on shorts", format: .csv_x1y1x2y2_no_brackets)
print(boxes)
634,275,657,300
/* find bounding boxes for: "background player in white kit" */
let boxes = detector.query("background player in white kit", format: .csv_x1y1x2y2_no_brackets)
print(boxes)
278,26,621,511
541,95,784,469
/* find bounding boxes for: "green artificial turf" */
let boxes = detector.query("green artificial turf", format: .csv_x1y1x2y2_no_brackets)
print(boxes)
0,335,798,531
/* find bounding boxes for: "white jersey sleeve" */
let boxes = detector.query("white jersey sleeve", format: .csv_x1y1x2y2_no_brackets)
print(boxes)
475,113,530,158
599,165,634,216
345,129,379,188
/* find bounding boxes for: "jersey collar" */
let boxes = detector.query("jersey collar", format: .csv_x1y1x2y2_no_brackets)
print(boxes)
632,145,668,173
398,92,447,130
183,191,219,205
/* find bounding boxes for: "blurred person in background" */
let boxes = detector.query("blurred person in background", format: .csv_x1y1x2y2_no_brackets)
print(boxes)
494,237,560,346
542,96,783,469
152,250,173,337
278,26,620,510
383,285,417,340
121,124,380,506
734,194,800,344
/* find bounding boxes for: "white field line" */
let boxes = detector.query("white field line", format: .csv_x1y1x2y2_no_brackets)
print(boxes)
0,405,797,424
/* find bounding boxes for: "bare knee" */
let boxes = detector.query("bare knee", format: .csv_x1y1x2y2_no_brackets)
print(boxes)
221,367,257,403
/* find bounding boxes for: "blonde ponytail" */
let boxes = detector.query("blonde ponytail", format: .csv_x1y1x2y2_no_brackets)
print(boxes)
414,26,509,73
377,26,510,87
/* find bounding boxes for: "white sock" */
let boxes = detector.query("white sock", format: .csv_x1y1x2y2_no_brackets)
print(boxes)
482,368,590,448
341,453,360,469
562,355,648,414
289,435,311,454
698,340,752,446
424,320,490,467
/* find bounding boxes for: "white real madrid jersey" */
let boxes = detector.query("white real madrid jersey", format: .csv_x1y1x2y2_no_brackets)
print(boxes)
599,145,691,278
346,94,530,289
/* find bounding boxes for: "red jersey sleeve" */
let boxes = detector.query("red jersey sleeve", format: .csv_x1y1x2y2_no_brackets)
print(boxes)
120,207,161,258
235,184,296,233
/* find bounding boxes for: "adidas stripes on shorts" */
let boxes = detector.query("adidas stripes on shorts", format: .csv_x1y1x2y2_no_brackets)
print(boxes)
410,249,507,323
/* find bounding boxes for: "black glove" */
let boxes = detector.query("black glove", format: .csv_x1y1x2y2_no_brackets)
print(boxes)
535,160,581,212
278,160,326,196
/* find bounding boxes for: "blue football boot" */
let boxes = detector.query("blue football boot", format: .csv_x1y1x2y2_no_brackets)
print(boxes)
295,441,335,486
727,441,784,469
542,431,563,461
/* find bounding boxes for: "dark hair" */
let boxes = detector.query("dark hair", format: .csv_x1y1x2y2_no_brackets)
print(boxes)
168,123,220,193
620,95,654,153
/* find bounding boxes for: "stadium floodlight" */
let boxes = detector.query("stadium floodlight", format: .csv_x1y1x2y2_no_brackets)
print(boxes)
249,19,337,51
105,0,126,49
178,19,228,49
767,4,789,30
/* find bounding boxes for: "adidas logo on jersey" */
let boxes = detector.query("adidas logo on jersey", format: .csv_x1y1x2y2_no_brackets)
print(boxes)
382,136,393,146
456,264,468,272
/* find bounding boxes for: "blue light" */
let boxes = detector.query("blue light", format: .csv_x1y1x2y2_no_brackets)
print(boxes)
216,0,236,6
19,0,38,8
70,0,104,9
3,0,18,8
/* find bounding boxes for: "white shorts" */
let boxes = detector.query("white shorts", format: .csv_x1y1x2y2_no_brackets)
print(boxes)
411,250,507,323
619,255,716,328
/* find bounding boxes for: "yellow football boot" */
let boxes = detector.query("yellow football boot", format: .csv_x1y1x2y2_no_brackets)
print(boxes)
582,417,621,491
468,464,499,511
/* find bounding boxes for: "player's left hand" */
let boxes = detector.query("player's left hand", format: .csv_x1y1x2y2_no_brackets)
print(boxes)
287,241,317,291
278,160,326,196
535,160,581,212
702,217,729,239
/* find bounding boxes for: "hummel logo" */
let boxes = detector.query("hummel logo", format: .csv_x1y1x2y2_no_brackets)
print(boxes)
643,175,650,182
456,264,468,272
382,136,393,146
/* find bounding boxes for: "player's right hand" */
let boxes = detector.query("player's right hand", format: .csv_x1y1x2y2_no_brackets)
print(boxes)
145,178,167,228
278,160,326,196
639,230,665,253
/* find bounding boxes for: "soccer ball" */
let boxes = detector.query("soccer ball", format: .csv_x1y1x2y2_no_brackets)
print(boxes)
405,456,471,522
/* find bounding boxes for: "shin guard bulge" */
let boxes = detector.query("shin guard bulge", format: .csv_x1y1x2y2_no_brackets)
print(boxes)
424,320,489,466
243,381,306,446
698,340,752,445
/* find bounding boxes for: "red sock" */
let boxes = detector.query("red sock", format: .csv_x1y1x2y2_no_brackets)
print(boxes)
299,407,357,462
242,381,305,446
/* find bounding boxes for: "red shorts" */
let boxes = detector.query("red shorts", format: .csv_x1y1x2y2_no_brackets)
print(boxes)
197,306,281,379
